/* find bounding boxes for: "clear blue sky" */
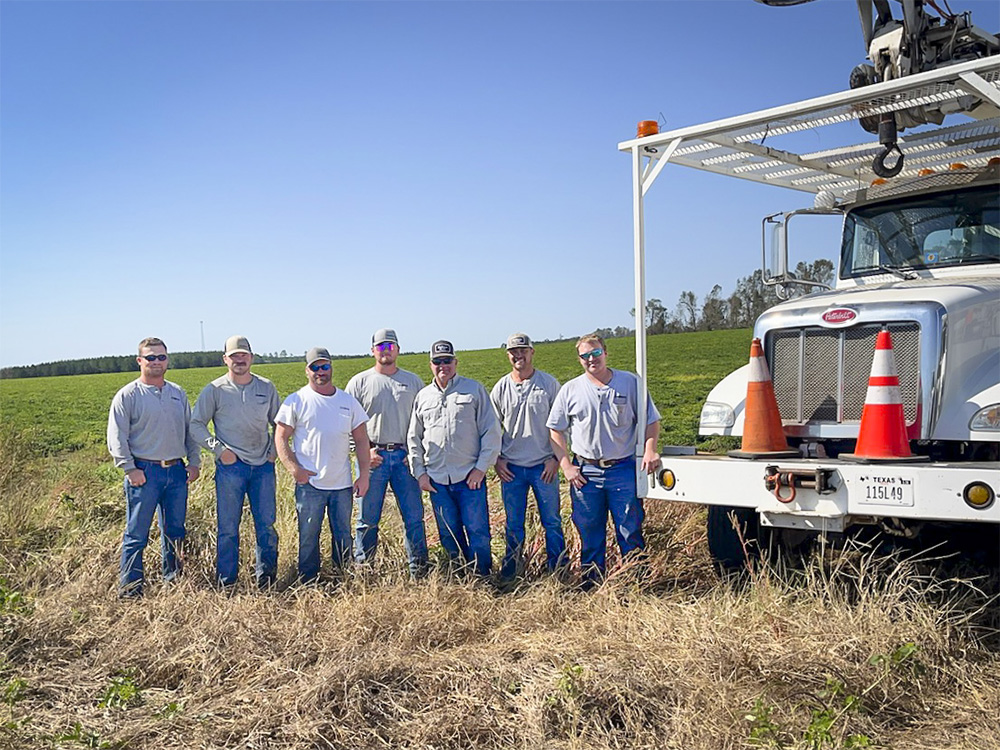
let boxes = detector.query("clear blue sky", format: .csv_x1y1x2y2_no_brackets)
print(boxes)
2,0,997,368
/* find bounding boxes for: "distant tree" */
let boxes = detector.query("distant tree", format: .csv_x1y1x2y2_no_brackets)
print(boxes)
699,285,728,331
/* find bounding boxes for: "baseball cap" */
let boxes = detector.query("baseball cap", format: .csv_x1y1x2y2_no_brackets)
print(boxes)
506,332,532,349
224,335,252,356
430,340,455,358
372,328,399,346
306,346,332,365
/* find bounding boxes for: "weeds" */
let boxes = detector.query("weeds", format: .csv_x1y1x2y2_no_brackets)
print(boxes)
97,669,141,710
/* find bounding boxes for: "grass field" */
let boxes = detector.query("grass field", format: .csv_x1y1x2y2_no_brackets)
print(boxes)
1,328,998,749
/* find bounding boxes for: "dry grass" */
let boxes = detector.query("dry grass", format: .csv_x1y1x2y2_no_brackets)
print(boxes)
2,439,998,749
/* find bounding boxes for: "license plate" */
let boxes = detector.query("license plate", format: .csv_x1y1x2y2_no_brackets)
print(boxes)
857,473,914,506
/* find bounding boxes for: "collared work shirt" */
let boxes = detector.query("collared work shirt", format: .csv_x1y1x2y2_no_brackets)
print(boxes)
190,373,280,465
107,379,200,472
546,369,661,461
345,367,424,445
408,374,501,484
490,369,560,467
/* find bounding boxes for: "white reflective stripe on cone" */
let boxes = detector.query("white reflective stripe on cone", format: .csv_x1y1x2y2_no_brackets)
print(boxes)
869,349,898,378
748,356,771,383
863,384,903,405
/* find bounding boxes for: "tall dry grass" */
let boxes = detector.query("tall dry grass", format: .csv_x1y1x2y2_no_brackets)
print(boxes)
1,436,998,749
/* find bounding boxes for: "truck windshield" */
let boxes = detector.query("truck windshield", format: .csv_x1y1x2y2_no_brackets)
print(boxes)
840,184,999,279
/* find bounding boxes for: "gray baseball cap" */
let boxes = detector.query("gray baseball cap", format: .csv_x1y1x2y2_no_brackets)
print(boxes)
306,346,332,365
224,335,252,356
372,328,399,346
430,340,455,358
505,332,532,349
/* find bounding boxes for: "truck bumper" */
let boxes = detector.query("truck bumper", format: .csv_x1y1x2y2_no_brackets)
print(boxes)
645,452,1000,529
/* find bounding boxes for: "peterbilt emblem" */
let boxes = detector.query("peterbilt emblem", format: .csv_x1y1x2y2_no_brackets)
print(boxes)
820,308,858,327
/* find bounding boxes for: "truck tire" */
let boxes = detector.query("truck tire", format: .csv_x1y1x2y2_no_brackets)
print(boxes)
706,505,763,573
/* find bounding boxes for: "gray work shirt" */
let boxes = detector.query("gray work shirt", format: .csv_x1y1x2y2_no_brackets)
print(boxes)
190,373,280,465
345,367,424,445
546,369,661,461
107,379,201,472
490,369,560,467
407,374,501,484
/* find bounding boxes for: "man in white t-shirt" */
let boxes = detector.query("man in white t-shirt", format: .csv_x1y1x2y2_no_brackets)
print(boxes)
275,347,371,582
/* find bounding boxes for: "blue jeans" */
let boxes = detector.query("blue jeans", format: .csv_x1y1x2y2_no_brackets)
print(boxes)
119,460,188,596
295,483,354,583
570,459,645,585
215,459,278,587
429,479,492,577
354,448,428,574
500,462,565,578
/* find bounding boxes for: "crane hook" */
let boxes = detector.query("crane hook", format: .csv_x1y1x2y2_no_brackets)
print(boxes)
873,144,905,178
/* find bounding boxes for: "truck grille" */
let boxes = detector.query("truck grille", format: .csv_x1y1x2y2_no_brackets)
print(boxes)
765,323,920,425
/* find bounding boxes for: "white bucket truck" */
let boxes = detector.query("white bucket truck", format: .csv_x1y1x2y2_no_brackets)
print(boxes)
619,57,1000,568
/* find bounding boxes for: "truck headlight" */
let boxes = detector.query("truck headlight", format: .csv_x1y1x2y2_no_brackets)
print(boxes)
969,404,1000,431
700,401,735,428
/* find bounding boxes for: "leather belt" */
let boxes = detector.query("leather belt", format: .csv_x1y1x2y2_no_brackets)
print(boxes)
576,456,631,469
374,443,405,451
135,458,183,467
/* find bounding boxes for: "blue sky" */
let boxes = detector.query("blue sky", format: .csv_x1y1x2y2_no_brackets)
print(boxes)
2,0,997,368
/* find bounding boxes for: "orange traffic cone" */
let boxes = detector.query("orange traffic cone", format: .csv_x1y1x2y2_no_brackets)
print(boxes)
841,329,926,463
728,338,798,459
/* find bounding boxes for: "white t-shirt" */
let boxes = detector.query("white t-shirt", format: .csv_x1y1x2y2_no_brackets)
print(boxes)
276,386,370,490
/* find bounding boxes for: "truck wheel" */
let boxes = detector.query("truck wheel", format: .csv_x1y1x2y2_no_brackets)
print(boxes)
706,505,764,573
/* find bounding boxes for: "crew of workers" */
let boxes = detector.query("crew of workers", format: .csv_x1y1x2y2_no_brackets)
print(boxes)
107,329,661,597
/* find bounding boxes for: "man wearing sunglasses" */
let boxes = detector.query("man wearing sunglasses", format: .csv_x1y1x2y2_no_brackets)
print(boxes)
275,347,372,583
191,335,281,590
490,332,566,580
346,328,429,578
107,337,201,598
407,340,501,578
547,334,661,588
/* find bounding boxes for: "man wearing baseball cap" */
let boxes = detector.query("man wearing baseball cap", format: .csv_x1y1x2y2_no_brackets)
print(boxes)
191,335,281,589
346,328,429,578
491,333,566,580
407,340,501,577
275,347,372,583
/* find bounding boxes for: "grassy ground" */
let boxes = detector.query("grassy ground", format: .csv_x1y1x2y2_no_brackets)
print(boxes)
1,329,998,749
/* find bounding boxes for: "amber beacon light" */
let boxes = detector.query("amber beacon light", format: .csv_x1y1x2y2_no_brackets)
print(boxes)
637,120,659,138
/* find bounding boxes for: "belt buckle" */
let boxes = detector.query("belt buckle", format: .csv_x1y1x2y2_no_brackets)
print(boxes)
597,459,615,469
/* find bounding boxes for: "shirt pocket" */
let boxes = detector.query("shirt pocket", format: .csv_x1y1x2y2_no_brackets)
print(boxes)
610,395,634,427
452,393,476,422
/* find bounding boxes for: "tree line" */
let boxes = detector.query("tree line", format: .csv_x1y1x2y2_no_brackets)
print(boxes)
2,260,834,379
594,259,834,339
0,350,309,380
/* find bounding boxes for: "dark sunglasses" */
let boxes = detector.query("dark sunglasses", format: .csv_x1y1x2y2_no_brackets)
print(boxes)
142,354,168,362
309,363,331,372
376,342,395,352
579,349,604,361
431,357,455,366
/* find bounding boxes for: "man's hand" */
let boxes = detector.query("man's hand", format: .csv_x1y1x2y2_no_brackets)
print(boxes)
641,449,661,475
564,463,586,490
369,447,383,469
418,473,435,493
354,474,369,498
219,448,238,465
541,457,559,484
495,457,514,483
126,468,146,487
466,468,486,490
186,465,200,484
293,466,317,485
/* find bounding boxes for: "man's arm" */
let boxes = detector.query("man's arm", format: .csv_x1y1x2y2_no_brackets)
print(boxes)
107,390,143,486
275,421,315,485
406,398,434,493
181,394,201,483
550,429,585,489
642,420,661,474
351,423,371,497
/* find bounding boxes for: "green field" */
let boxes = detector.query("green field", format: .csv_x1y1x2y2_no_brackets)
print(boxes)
3,326,997,749
0,328,753,455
